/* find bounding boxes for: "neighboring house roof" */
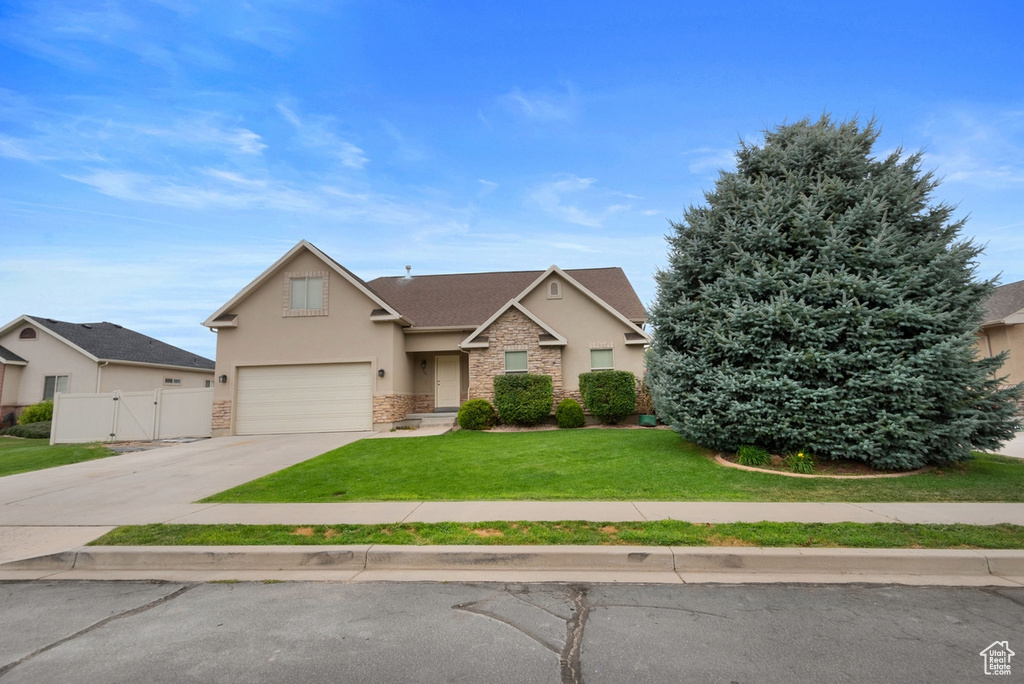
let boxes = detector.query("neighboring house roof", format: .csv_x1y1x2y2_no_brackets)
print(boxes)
366,266,647,328
3,316,215,370
983,278,1024,325
0,343,27,365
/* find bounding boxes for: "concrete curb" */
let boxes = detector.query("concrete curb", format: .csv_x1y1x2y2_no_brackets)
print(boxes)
3,545,1023,583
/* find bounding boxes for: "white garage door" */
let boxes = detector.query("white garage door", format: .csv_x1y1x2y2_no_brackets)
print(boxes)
235,363,373,435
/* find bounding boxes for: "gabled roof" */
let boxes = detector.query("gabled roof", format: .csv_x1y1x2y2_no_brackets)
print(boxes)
0,316,214,370
983,278,1024,325
0,343,27,365
203,240,404,327
366,266,647,328
461,300,568,349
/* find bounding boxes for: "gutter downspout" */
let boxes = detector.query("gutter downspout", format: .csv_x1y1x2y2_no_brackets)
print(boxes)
96,361,109,393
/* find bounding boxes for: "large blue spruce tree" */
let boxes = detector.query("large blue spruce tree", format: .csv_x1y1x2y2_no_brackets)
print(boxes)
647,117,1022,470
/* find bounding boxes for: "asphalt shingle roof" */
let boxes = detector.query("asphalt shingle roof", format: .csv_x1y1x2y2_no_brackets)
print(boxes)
365,268,647,328
0,343,27,364
27,317,215,370
983,279,1024,323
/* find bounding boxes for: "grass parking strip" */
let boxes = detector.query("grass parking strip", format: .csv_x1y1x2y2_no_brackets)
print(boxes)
89,521,1024,549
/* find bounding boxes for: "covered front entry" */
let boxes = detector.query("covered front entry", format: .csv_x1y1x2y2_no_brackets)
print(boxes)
435,355,461,409
234,363,372,435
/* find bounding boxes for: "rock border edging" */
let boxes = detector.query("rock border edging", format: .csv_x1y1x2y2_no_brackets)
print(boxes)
714,454,934,479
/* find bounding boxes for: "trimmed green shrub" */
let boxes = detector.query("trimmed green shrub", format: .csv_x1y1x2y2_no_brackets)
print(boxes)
493,374,553,426
18,400,53,425
579,370,637,424
0,421,51,439
555,398,586,429
736,445,771,467
457,399,497,430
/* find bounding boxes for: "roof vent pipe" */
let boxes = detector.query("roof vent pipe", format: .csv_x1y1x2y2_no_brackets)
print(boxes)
405,265,411,279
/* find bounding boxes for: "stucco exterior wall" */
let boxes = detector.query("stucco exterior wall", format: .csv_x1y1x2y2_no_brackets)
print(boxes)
98,364,212,392
211,250,403,434
520,273,647,390
0,324,98,405
979,324,1024,386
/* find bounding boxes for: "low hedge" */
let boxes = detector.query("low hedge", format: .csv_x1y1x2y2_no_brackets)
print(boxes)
0,421,52,439
493,374,553,426
579,370,637,424
457,399,497,430
555,398,585,429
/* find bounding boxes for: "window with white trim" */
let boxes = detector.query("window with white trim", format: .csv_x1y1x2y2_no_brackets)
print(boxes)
205,380,214,388
290,276,323,310
547,280,561,299
504,350,528,374
164,378,182,385
43,375,69,400
590,349,614,371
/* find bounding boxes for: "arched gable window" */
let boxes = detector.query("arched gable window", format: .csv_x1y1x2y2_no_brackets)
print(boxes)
19,328,36,340
547,281,562,299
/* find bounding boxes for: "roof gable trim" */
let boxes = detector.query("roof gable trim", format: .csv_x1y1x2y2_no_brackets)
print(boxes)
203,241,403,327
459,300,567,349
515,266,652,342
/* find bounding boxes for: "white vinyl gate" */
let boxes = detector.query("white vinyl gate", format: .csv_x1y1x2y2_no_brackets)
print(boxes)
50,387,213,445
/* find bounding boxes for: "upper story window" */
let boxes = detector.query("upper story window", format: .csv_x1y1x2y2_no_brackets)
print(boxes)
504,350,528,374
547,280,562,299
283,272,328,317
43,375,68,401
590,349,614,371
291,277,323,309
19,327,36,339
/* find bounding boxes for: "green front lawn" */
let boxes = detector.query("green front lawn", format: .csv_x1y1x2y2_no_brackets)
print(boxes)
201,429,1024,503
91,521,1024,549
0,438,115,477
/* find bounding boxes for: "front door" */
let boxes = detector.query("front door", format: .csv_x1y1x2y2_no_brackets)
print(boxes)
435,355,460,410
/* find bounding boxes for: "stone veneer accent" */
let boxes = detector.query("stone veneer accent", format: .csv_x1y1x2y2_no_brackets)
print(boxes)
373,394,417,424
414,394,434,414
212,400,232,431
468,308,563,404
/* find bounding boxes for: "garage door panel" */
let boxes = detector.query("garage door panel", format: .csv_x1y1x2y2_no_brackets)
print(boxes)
235,363,372,435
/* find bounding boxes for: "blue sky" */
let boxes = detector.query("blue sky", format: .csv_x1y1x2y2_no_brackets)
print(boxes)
1,1,1022,360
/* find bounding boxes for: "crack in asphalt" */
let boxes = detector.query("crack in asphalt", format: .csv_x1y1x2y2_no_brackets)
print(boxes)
0,583,194,680
454,584,592,684
560,585,590,684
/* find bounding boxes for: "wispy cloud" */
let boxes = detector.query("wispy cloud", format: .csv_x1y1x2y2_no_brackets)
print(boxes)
684,146,736,176
499,84,578,122
277,103,368,169
528,174,633,228
918,108,1024,190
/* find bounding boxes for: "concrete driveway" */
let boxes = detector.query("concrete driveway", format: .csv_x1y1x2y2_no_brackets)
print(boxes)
0,433,367,562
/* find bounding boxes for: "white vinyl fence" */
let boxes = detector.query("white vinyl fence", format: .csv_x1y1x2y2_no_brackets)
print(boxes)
51,387,213,445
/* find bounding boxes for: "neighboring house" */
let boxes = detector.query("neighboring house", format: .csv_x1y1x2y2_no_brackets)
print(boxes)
0,315,216,422
978,278,1024,387
203,240,651,436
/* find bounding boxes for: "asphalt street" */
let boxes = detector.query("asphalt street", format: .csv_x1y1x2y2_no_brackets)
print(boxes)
1,581,1021,683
